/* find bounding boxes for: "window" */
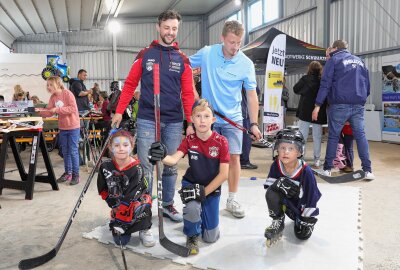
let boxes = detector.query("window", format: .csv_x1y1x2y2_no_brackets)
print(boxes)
227,11,242,23
248,0,281,30
249,0,263,29
264,0,279,22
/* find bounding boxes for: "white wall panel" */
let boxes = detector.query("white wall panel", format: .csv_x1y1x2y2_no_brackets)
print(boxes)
208,3,240,27
330,0,400,54
283,0,316,17
117,21,201,50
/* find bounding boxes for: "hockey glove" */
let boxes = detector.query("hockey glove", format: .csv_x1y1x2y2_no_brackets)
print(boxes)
179,184,206,204
148,142,167,165
271,177,300,198
294,216,318,240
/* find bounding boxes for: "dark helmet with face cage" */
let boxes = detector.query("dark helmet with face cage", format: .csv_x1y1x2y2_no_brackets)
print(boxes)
273,128,306,158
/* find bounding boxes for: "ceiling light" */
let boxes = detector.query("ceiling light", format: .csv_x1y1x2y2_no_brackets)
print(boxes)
234,0,241,6
108,20,121,33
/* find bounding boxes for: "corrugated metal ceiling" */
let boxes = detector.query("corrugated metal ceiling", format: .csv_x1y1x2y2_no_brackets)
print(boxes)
0,0,228,47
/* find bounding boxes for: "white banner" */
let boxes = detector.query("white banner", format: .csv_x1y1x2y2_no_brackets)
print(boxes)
263,34,286,135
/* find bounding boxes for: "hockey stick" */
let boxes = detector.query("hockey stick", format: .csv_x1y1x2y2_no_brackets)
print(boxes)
153,63,190,257
113,227,128,270
312,168,365,183
213,110,273,148
18,132,114,269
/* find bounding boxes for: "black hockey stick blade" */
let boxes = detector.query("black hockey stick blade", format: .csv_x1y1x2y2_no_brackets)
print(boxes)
160,237,190,257
19,249,57,269
312,169,365,183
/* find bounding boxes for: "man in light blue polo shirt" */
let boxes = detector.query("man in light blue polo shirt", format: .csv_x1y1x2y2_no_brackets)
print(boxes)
189,20,262,218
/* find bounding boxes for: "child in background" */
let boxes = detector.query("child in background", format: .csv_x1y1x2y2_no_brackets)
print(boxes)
37,76,81,185
97,130,155,247
341,122,354,172
264,129,321,246
148,99,229,255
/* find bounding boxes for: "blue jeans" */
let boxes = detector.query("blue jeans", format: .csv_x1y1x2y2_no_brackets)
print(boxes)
59,128,80,175
298,120,323,161
136,118,183,206
324,104,372,172
182,180,220,242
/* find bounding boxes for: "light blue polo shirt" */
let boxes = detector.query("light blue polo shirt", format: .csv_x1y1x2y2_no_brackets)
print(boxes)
190,44,257,124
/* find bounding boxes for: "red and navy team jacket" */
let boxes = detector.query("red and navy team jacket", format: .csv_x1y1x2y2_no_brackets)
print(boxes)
116,40,194,123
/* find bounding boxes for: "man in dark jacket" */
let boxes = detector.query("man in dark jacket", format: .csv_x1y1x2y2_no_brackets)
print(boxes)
111,10,195,222
312,40,374,180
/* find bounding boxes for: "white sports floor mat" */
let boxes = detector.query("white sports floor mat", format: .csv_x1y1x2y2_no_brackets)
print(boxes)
83,178,363,270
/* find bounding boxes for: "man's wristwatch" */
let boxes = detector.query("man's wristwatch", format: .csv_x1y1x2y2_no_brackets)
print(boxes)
250,122,258,128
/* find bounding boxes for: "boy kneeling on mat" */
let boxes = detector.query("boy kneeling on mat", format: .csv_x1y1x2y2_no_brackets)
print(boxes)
149,99,229,255
97,130,155,247
264,129,322,246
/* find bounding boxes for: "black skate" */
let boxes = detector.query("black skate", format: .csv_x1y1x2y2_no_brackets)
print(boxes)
264,215,285,247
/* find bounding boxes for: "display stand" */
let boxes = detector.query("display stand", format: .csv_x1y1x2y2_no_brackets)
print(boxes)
0,130,58,200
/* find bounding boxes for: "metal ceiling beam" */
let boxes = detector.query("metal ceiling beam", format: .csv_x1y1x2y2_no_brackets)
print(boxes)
32,0,58,32
96,0,105,25
114,0,124,18
66,0,81,31
168,0,183,10
81,0,97,30
0,23,15,47
1,0,34,35
50,0,69,32
206,0,232,16
17,0,46,33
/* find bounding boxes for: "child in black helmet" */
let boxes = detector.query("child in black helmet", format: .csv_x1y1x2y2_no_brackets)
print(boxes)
263,129,321,246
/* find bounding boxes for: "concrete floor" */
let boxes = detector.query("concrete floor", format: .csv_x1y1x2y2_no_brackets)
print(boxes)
0,139,399,270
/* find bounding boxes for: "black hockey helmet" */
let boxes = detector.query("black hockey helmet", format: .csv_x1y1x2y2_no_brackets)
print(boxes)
273,128,305,158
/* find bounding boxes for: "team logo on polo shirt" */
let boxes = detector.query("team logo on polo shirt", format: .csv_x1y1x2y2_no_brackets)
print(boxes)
209,146,219,157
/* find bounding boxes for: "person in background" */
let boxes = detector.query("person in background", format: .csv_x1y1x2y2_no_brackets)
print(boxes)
240,86,260,170
13,84,24,101
70,69,92,113
16,92,25,101
293,61,327,168
31,95,44,105
38,76,80,185
312,39,374,180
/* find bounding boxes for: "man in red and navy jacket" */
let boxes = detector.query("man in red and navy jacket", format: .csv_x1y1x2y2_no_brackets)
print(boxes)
112,10,194,222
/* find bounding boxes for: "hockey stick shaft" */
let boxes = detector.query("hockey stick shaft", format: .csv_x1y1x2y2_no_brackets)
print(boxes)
213,110,273,148
153,63,164,236
153,64,190,257
18,133,113,269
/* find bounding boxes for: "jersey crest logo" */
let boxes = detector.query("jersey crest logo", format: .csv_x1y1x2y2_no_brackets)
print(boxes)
146,59,155,71
209,146,219,157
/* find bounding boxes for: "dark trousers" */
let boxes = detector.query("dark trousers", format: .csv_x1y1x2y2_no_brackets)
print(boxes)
342,134,354,168
240,118,251,165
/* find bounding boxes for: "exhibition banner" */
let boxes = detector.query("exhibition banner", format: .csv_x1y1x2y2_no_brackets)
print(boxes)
381,54,400,143
263,34,286,136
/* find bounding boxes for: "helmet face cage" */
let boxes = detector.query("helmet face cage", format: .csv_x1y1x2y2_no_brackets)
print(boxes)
272,129,305,159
